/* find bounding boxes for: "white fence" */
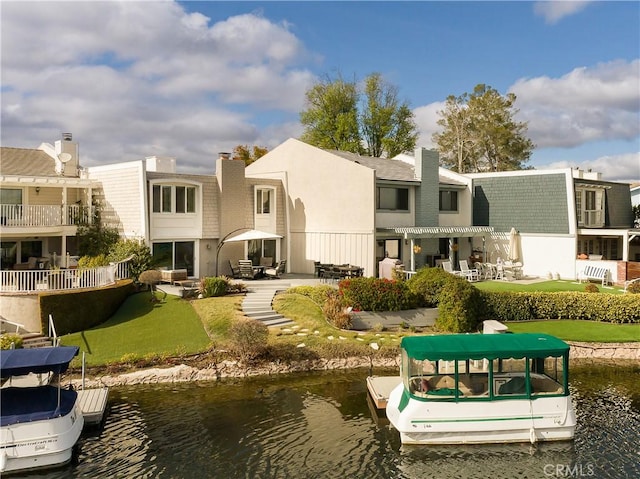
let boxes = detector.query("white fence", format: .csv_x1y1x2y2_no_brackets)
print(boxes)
0,265,118,293
0,204,94,227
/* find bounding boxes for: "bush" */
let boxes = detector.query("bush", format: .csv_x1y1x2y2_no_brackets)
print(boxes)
339,277,418,311
228,318,268,361
0,333,23,349
322,290,352,329
627,280,640,294
77,254,110,269
201,277,229,297
108,239,153,283
436,275,482,333
584,283,599,293
406,266,454,307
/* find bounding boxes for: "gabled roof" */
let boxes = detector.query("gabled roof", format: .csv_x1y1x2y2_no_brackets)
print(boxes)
0,147,57,176
326,150,418,182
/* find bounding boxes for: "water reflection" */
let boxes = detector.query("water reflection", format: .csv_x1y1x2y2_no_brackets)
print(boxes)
17,362,640,479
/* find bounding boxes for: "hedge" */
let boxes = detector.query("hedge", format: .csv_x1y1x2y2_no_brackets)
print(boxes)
338,277,418,312
39,280,135,335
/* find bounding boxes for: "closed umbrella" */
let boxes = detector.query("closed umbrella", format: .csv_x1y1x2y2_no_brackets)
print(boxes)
508,228,520,262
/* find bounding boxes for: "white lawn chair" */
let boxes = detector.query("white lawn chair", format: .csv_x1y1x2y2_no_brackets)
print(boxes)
442,260,462,277
459,260,480,282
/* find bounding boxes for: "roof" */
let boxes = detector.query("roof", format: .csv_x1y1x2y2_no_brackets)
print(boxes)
0,147,57,176
0,346,79,378
401,333,569,361
327,150,418,182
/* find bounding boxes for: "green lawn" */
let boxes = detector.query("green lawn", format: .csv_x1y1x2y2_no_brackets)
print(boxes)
61,292,211,366
506,320,639,342
474,279,625,294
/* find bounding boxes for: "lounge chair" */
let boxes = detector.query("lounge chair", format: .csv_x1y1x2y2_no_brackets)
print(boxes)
459,260,480,282
238,260,258,280
227,260,240,279
264,260,286,279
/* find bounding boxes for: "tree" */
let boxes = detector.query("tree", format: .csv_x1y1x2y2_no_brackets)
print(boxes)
108,238,153,283
300,72,418,158
77,202,120,257
300,74,361,152
433,84,534,173
233,145,268,166
361,73,419,158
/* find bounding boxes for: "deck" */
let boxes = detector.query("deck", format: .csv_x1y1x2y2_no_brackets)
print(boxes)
366,376,401,409
77,387,109,426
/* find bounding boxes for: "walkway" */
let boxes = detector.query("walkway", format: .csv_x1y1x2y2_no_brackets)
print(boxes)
241,281,294,328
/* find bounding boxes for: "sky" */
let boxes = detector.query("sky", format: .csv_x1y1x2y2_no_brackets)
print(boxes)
1,1,639,183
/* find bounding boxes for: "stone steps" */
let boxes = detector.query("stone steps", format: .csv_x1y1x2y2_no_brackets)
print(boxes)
241,283,293,327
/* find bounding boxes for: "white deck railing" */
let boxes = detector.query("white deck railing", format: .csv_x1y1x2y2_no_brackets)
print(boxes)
0,265,117,294
0,204,95,227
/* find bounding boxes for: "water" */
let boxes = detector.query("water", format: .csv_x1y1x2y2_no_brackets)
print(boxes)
17,362,640,479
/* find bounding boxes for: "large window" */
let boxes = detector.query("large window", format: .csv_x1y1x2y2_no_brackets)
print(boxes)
575,187,604,227
439,190,458,212
256,188,273,214
248,239,277,266
153,185,196,214
377,187,409,211
152,241,195,276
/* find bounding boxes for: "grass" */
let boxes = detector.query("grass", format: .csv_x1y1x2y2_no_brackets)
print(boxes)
58,279,638,367
505,320,639,343
61,292,211,366
474,279,625,294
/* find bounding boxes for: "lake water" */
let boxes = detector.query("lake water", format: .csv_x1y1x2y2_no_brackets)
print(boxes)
20,362,640,479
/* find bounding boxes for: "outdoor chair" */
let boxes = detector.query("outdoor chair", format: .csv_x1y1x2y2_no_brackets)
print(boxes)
265,260,286,279
227,260,240,279
442,260,462,276
238,259,258,280
459,260,480,282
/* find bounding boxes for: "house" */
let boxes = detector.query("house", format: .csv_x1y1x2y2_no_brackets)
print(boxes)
0,133,96,270
468,168,640,283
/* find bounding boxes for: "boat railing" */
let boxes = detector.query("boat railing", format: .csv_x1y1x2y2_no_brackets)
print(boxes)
48,314,59,347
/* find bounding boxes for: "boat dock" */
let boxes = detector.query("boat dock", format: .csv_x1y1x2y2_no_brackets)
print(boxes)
77,387,109,426
366,376,401,409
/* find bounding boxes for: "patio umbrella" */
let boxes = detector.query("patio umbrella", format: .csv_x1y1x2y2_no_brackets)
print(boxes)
223,229,282,243
508,227,521,262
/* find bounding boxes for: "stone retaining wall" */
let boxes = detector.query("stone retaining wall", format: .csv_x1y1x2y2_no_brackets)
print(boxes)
71,344,638,388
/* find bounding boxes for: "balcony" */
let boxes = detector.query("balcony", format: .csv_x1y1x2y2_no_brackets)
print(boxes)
0,204,95,228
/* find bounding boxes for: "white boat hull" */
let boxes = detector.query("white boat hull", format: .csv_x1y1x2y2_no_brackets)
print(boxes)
0,404,84,474
386,385,576,445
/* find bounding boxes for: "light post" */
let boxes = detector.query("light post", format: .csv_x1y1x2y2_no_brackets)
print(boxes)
215,227,250,277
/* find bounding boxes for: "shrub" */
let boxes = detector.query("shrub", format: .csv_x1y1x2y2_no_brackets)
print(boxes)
406,266,454,307
436,275,482,333
339,277,418,311
627,280,640,294
77,254,110,269
0,333,23,349
228,318,268,361
201,276,229,297
584,283,599,293
108,238,153,283
322,290,352,329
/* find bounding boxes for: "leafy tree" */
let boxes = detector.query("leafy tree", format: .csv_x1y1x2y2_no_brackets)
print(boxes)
633,204,640,228
434,84,534,173
300,72,418,158
76,202,120,257
361,73,418,158
233,145,268,166
300,74,361,152
108,238,153,283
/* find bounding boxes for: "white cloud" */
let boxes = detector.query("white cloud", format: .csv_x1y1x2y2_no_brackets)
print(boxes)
510,60,640,148
413,101,445,150
533,1,593,24
539,152,640,183
1,1,315,169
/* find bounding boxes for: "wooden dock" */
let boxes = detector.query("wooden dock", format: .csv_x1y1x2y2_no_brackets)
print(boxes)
77,387,109,426
366,376,401,409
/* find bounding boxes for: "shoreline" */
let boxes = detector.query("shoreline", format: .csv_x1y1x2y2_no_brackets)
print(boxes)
70,341,639,388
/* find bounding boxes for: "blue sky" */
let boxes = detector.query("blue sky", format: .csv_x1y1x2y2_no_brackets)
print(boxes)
2,1,639,182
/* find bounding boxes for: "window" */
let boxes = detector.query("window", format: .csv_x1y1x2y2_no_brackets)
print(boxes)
256,189,272,214
439,190,458,212
152,241,195,276
575,187,605,227
377,187,409,211
153,185,196,214
377,239,401,260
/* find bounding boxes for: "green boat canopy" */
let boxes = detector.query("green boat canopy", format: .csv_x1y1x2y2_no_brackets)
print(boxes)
401,333,569,361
